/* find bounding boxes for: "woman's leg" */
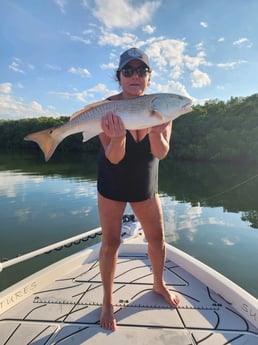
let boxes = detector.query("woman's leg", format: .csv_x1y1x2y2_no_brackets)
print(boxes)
98,193,126,330
131,194,179,307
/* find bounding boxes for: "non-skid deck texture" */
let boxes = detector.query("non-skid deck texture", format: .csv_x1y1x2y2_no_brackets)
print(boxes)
0,252,257,344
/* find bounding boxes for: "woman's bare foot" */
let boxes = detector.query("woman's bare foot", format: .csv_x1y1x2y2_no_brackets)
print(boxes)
153,283,179,307
100,304,117,331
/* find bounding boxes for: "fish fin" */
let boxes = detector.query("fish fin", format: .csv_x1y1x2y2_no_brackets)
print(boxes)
24,128,61,161
151,109,165,120
70,99,112,121
82,130,100,143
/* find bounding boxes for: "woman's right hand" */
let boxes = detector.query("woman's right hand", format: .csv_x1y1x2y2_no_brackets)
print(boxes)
101,111,126,139
100,112,126,164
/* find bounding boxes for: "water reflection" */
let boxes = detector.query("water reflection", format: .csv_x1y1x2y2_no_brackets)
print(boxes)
1,151,258,228
160,157,258,228
0,151,97,181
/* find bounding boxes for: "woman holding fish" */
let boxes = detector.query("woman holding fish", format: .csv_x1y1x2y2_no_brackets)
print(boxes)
97,48,180,331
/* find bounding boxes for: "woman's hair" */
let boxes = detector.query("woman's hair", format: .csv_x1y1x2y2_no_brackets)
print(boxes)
115,69,121,82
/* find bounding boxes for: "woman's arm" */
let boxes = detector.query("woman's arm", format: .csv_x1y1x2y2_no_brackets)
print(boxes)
148,121,173,160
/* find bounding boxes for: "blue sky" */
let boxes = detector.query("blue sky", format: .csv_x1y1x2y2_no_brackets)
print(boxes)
1,0,257,120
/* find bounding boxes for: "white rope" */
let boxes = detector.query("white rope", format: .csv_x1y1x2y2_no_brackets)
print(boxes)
0,227,102,272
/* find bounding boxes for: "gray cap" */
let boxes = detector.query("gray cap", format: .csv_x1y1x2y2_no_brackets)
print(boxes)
118,47,151,70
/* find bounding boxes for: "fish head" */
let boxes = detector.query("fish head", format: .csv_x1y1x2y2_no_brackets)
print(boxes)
151,93,192,121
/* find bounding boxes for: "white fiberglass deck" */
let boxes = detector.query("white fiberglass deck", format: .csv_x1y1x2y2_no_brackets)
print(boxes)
0,238,257,344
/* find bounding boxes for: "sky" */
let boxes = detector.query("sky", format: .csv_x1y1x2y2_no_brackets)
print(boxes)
1,0,257,120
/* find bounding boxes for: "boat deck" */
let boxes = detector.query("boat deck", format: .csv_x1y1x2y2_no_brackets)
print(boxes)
0,240,257,344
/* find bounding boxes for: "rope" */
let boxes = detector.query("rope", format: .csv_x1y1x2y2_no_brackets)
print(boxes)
45,232,102,254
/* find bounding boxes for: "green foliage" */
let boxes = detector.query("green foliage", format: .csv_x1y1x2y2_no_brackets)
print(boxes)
1,93,258,162
170,93,258,162
0,116,101,153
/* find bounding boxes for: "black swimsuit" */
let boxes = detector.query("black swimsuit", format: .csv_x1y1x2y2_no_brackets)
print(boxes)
97,131,159,202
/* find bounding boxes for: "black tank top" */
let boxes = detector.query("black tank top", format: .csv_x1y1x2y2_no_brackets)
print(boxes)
97,131,159,202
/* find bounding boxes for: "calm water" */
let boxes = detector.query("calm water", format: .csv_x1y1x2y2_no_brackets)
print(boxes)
1,151,258,298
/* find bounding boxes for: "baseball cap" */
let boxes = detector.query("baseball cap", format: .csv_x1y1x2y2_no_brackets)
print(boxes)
118,47,151,70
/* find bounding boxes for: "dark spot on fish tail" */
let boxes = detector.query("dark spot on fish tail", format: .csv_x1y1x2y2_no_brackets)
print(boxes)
49,128,57,134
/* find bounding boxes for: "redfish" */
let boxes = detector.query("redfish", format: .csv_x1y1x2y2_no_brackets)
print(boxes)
24,93,192,161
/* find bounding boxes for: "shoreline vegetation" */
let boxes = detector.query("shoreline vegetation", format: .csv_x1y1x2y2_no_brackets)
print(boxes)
1,93,258,163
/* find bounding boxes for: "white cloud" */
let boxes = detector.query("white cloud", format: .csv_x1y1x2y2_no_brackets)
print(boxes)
200,21,208,28
90,83,118,99
184,51,209,71
88,83,110,93
217,60,247,69
233,37,252,48
54,0,67,14
50,90,88,103
65,32,91,45
68,67,91,78
142,24,156,34
218,37,225,42
98,30,138,47
0,82,64,119
50,83,116,104
82,28,95,35
9,58,25,74
191,69,211,88
153,80,191,99
233,37,248,46
146,38,186,75
100,62,116,70
29,101,43,113
8,58,35,74
195,42,204,51
91,0,161,29
0,83,12,94
217,62,238,69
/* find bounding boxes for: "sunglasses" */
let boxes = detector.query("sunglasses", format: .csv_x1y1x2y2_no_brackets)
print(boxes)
119,66,151,78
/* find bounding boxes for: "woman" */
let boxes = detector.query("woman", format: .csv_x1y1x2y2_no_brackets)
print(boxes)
97,47,179,331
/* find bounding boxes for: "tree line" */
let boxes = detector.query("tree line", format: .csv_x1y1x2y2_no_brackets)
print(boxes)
171,93,258,162
1,93,258,163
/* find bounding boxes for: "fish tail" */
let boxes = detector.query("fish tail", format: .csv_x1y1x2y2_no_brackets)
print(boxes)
24,128,62,161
